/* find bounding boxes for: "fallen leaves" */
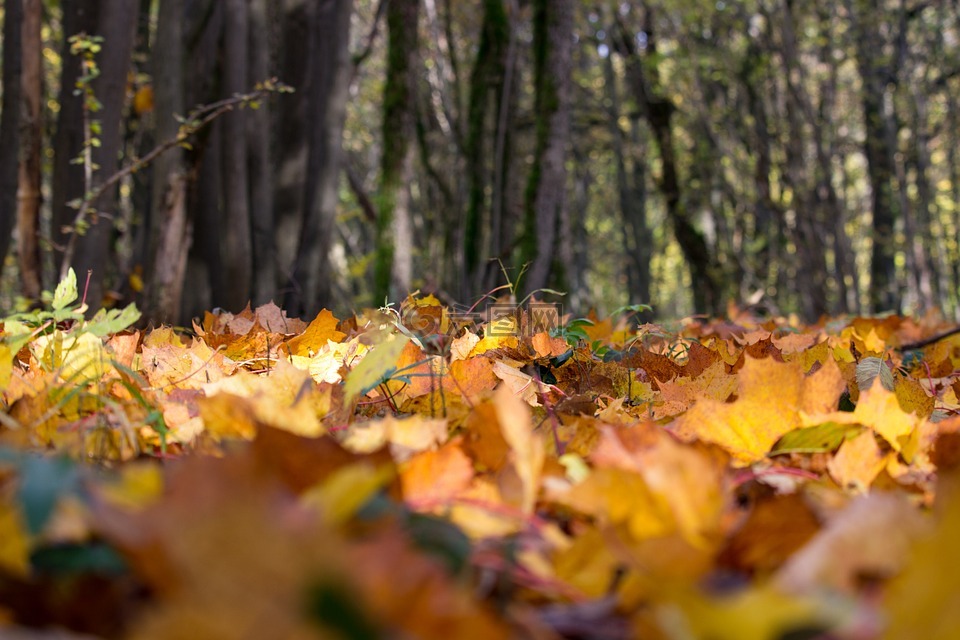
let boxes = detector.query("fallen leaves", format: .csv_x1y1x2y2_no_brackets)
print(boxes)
1,302,959,638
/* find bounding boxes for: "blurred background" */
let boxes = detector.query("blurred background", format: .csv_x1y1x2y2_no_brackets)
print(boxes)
0,0,958,325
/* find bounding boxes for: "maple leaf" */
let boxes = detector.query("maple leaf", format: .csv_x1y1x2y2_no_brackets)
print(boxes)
284,308,346,357
673,356,820,464
801,379,922,452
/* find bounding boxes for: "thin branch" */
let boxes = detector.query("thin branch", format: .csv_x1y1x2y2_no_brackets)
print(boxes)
59,81,288,281
900,326,960,351
352,0,387,70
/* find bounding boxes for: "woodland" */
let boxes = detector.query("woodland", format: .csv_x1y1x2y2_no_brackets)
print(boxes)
1,0,960,639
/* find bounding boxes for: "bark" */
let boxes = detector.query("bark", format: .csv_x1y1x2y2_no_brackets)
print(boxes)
522,0,573,296
221,0,252,311
183,0,223,315
248,0,276,306
143,0,188,324
848,0,900,313
18,0,43,300
51,1,99,284
374,0,419,303
906,83,936,311
778,0,830,319
463,0,509,297
80,1,139,306
0,0,23,272
486,0,519,296
285,0,353,316
737,32,782,300
273,0,311,280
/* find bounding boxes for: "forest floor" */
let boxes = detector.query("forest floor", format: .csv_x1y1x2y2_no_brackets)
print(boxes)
1,279,958,639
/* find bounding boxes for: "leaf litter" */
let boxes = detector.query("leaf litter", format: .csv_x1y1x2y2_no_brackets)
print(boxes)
1,294,959,638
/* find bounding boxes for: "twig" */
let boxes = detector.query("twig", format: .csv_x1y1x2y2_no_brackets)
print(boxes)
59,81,288,281
900,325,960,351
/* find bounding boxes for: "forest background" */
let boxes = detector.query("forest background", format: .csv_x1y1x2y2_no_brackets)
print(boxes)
0,0,958,325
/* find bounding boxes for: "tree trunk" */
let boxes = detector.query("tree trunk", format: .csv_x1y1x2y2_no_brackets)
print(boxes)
604,49,650,309
73,0,139,307
221,0,252,311
463,0,509,298
848,0,900,313
616,8,722,315
285,0,353,317
0,0,23,273
522,0,573,296
51,1,99,286
778,0,829,320
248,0,276,306
182,0,223,316
18,0,43,300
374,0,419,303
143,0,188,324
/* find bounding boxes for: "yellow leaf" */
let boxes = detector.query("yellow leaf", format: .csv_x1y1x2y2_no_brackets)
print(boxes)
492,360,539,406
33,330,107,384
658,584,823,640
201,360,326,438
559,466,673,540
99,462,164,511
344,335,410,401
885,473,960,639
493,385,544,514
672,356,806,465
894,376,936,419
301,462,394,525
284,309,345,357
449,331,479,361
802,380,921,451
0,342,13,388
0,502,31,577
826,430,890,492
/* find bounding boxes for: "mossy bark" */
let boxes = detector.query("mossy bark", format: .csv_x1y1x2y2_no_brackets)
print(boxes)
374,0,419,303
522,0,573,296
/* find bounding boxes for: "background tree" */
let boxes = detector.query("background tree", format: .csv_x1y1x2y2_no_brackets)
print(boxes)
521,0,573,296
2,0,960,324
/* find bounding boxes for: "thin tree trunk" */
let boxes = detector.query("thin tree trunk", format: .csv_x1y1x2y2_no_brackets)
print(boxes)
847,0,900,313
616,8,722,314
778,0,829,319
51,1,99,283
463,0,509,298
0,0,23,273
285,0,353,316
18,0,43,300
522,0,573,296
374,0,419,302
73,0,139,307
221,0,252,311
143,0,188,324
248,0,275,306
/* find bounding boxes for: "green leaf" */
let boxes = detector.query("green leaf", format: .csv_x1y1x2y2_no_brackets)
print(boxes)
30,542,127,576
18,456,79,535
404,512,472,576
52,269,78,311
343,335,410,402
611,303,653,316
85,303,142,337
771,422,864,455
856,356,895,393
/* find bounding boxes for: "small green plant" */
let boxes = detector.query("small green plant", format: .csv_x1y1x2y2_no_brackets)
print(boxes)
4,268,140,342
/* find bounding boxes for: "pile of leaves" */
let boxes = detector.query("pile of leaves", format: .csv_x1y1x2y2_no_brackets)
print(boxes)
2,273,960,639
